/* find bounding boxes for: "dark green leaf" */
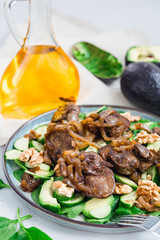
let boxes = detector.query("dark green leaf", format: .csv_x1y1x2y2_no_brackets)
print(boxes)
9,227,30,240
115,202,144,215
79,112,86,120
1,223,17,240
59,203,85,219
150,211,160,216
0,215,31,240
72,42,123,81
14,209,53,240
0,179,10,189
26,227,52,240
31,186,41,205
54,176,64,182
13,169,25,182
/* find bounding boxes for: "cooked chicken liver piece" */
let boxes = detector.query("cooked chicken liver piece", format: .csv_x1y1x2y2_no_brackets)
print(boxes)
20,173,41,192
51,102,80,122
153,127,160,136
85,167,115,198
78,151,113,175
99,109,130,139
133,144,154,172
45,124,76,163
99,145,139,175
64,151,115,198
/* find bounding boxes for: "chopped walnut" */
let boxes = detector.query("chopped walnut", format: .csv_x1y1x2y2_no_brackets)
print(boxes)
54,164,61,177
19,148,44,166
135,179,160,211
120,112,141,122
29,151,44,166
52,181,74,198
19,148,37,162
136,130,160,144
114,183,133,194
24,129,41,140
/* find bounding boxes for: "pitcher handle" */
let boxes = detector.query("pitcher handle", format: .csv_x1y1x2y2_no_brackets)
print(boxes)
4,0,27,46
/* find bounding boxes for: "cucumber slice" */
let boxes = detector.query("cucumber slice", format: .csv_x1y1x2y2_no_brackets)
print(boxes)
39,179,60,212
85,146,98,153
147,141,160,151
84,215,111,224
25,162,50,171
148,165,160,185
114,174,137,189
30,140,44,152
34,125,47,143
60,194,85,207
82,195,114,219
53,190,74,202
24,162,37,169
15,160,27,170
120,191,137,207
25,169,54,179
141,172,147,180
5,150,22,160
14,137,29,151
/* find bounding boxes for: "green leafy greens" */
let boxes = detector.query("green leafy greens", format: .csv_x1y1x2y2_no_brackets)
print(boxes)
10,209,53,240
0,179,10,189
0,209,53,240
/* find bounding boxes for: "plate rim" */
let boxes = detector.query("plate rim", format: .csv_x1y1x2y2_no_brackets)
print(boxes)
3,104,160,230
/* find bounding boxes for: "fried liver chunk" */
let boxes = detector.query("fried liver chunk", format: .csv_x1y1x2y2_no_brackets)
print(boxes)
99,145,139,175
51,102,80,123
45,123,76,163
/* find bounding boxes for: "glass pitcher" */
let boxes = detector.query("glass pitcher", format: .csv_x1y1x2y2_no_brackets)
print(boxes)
0,0,80,119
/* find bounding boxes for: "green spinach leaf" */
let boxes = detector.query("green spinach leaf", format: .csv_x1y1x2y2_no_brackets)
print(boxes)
0,179,10,189
11,209,53,240
31,186,41,205
0,214,31,240
59,203,84,219
13,169,25,182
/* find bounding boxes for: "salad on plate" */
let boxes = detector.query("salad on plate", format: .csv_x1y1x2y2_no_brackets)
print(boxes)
4,102,160,224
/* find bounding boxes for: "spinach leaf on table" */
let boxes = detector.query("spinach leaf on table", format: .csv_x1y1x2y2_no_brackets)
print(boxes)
0,179,10,189
0,214,31,240
10,209,53,240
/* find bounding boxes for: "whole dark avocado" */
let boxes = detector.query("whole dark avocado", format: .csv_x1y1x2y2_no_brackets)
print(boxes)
121,62,160,115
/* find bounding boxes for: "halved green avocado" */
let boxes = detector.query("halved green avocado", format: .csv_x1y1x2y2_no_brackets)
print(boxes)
72,42,123,83
121,62,160,115
126,46,160,67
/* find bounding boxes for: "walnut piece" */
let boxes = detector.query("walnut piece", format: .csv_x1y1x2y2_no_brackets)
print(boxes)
29,151,44,166
54,164,61,177
19,148,37,162
135,179,160,211
52,181,74,198
114,183,132,194
136,130,160,144
120,112,141,122
19,148,44,166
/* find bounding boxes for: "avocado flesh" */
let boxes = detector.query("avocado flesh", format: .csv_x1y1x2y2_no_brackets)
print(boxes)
121,62,160,115
126,46,160,68
72,41,123,83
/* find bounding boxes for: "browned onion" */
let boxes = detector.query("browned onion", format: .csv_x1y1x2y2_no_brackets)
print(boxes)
69,130,101,149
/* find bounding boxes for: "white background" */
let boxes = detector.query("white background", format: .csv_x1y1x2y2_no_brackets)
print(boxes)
1,1,160,240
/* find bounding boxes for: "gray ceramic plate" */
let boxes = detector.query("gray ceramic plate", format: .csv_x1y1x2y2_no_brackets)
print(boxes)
3,105,160,233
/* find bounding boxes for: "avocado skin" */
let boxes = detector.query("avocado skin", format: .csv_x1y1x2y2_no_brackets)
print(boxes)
121,62,160,115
